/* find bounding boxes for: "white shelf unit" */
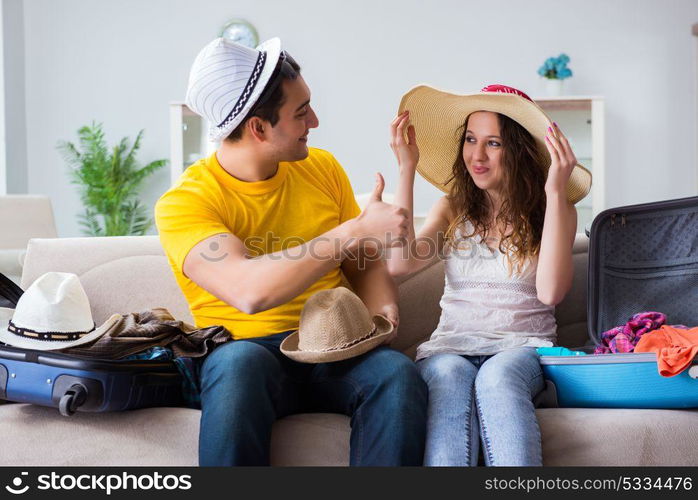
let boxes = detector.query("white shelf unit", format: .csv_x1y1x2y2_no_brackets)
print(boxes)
533,96,605,233
169,102,217,185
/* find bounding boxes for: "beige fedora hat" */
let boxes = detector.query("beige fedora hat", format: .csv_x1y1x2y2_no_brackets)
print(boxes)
398,84,592,204
281,287,394,363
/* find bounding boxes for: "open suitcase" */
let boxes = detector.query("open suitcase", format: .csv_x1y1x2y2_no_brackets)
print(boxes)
539,195,698,408
0,275,185,416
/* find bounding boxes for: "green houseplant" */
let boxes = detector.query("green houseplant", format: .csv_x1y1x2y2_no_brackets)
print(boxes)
57,122,167,236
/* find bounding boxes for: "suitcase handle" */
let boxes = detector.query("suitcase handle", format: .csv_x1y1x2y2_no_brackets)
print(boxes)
59,384,88,417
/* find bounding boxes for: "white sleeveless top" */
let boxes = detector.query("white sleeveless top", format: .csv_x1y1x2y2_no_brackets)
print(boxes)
415,222,557,360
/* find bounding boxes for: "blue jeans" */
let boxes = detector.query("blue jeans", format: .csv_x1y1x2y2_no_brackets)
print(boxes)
416,347,544,466
198,331,428,466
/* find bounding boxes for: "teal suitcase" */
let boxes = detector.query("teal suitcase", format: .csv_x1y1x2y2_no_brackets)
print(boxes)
539,195,698,408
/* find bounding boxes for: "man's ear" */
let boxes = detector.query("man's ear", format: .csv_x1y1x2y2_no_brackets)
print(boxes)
246,117,267,142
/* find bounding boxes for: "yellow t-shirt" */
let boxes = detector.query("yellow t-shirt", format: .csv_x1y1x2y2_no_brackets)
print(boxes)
155,147,361,340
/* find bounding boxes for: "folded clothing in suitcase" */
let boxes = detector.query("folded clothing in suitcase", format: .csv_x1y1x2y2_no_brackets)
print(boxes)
539,195,698,408
0,345,184,416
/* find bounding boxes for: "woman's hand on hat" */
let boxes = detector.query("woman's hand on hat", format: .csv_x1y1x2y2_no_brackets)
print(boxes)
390,111,419,174
544,122,576,198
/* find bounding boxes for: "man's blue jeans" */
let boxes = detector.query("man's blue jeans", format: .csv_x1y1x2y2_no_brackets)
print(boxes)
198,331,428,466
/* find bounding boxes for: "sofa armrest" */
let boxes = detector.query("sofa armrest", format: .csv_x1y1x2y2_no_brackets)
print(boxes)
0,249,23,285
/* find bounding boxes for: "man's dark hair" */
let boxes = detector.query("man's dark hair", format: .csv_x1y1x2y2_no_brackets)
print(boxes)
225,52,301,142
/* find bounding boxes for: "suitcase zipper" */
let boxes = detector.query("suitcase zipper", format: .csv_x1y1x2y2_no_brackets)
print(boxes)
539,352,696,365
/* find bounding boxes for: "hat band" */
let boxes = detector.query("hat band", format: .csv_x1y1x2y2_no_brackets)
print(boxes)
301,326,378,353
8,319,96,341
216,50,267,131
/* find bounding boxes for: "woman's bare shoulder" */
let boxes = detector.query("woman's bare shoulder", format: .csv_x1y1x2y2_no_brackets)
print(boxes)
416,195,456,241
432,195,456,223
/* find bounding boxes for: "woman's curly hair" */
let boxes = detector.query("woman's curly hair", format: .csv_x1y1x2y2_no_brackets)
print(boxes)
445,112,548,275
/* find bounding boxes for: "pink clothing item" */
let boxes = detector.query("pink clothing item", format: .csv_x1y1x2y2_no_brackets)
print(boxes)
594,312,667,354
635,326,698,377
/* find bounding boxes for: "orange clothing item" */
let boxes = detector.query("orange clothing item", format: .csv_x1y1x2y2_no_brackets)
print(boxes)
635,325,698,377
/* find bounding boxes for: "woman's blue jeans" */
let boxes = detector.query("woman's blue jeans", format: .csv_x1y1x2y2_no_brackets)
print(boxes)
416,347,545,466
198,331,428,466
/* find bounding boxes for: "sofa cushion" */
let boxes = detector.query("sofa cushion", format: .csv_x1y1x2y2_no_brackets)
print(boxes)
0,404,200,466
2,404,697,466
0,404,349,466
270,413,350,466
22,237,193,324
539,408,698,465
392,259,445,359
554,235,590,348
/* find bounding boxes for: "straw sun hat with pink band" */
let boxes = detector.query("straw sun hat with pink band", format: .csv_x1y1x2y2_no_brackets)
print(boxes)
397,84,592,204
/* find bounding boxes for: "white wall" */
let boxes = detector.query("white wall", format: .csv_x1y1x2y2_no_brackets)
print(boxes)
15,0,698,236
3,0,27,194
0,2,5,195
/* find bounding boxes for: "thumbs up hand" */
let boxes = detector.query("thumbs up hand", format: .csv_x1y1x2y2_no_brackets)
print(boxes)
353,173,409,249
369,171,385,202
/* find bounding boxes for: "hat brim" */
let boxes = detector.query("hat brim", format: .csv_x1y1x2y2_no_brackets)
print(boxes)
0,308,122,351
208,37,283,142
398,85,592,205
280,315,394,364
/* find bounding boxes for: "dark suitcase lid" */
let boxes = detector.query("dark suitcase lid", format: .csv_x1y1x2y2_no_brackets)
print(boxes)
587,195,698,345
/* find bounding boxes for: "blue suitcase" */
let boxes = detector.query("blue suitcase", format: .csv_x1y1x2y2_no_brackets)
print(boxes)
0,274,184,416
0,346,184,416
538,195,698,408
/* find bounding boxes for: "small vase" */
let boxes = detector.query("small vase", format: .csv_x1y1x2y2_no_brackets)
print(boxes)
544,78,564,97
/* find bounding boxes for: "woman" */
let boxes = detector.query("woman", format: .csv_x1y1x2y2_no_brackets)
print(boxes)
384,84,591,466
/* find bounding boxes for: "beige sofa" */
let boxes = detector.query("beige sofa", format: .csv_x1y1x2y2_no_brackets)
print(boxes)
1,234,697,466
0,195,57,284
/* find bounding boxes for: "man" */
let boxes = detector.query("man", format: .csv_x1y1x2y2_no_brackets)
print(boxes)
155,37,427,466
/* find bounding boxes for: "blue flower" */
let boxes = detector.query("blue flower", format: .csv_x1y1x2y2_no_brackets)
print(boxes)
539,53,572,79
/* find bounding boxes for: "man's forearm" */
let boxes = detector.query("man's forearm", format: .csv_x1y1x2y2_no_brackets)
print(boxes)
249,222,361,312
227,220,361,313
348,258,398,317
